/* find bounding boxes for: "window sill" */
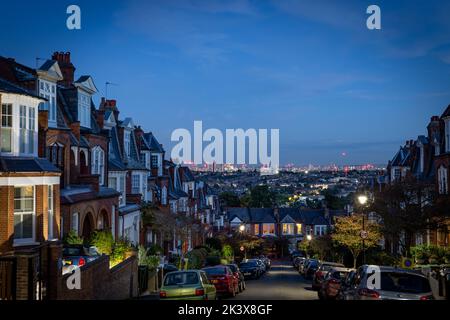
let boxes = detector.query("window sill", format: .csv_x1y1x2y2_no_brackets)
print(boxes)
13,241,40,247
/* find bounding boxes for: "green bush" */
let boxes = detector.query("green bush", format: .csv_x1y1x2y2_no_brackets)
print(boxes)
63,230,83,245
147,243,163,255
222,245,234,263
89,230,114,255
111,240,132,267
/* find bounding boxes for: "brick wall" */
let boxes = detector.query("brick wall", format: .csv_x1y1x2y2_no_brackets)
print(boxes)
59,255,138,300
0,186,13,253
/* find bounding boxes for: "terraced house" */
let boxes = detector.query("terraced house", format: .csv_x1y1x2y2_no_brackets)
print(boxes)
385,105,450,252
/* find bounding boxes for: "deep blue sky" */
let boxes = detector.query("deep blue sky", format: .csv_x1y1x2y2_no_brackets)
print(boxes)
1,0,450,166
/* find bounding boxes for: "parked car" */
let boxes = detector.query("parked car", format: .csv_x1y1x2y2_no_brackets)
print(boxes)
337,269,357,300
312,262,345,290
318,267,353,300
62,245,100,274
303,259,320,279
159,270,216,300
290,250,305,261
293,256,306,269
202,265,239,298
259,255,271,269
298,258,310,274
239,260,261,279
247,258,266,274
341,265,434,300
226,264,246,292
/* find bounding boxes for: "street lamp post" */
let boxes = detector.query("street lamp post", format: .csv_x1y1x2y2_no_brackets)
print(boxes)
358,195,368,265
239,224,246,260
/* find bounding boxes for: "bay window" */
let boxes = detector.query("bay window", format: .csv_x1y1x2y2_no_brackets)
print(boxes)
14,186,35,242
48,185,54,239
124,131,131,158
282,223,294,235
314,225,327,236
28,107,35,154
19,105,26,153
0,103,12,153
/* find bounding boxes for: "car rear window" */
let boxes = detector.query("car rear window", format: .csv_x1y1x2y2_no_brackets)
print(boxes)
203,267,226,275
164,272,199,286
331,271,349,280
227,265,237,272
63,247,83,256
380,272,431,293
240,262,256,268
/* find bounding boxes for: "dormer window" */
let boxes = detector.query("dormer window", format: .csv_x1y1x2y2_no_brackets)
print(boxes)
38,79,57,126
91,146,105,185
78,92,91,128
124,131,131,158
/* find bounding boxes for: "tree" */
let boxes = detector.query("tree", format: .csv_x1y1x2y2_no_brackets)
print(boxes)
309,235,334,261
219,191,241,207
247,185,276,208
332,214,381,268
370,177,438,255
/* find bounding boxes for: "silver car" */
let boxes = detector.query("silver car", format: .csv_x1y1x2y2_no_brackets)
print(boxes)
342,265,434,300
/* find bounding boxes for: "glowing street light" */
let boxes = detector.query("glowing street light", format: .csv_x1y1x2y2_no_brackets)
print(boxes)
306,234,312,241
239,225,245,233
358,195,368,206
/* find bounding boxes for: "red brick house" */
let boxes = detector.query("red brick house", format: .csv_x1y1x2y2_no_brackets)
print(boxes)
0,53,121,241
0,77,62,300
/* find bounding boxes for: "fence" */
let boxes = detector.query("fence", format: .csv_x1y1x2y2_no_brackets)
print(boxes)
0,257,17,300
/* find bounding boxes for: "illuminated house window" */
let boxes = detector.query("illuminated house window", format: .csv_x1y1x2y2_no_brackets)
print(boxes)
296,223,302,234
282,223,294,235
262,223,275,235
253,224,260,235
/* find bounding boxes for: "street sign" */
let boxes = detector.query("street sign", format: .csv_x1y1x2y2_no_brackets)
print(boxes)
360,230,368,239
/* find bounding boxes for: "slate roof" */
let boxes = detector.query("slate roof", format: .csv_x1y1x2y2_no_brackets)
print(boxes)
0,156,60,173
108,126,126,171
391,146,411,167
60,185,120,204
442,104,450,118
144,132,165,153
0,77,43,99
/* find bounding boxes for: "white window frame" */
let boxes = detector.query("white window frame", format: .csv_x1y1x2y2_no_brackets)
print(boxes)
282,223,295,235
91,146,105,185
71,212,79,235
0,103,13,153
314,225,327,236
438,166,448,195
78,92,91,128
13,186,35,245
48,185,54,239
132,174,140,194
124,131,131,158
38,79,57,125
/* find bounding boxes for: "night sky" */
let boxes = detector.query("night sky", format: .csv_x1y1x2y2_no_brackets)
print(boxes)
1,0,450,165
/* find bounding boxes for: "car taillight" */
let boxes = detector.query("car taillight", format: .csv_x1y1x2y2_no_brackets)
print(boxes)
420,295,434,300
78,257,86,267
358,288,380,299
195,288,205,296
159,291,167,298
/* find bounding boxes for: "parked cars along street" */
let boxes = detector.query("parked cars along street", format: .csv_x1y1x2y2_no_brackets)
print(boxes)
202,265,239,298
159,270,217,300
340,265,435,300
226,264,246,292
318,267,354,300
239,260,262,279
312,262,345,291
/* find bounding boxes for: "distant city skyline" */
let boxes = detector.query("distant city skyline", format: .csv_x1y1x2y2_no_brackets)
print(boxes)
2,0,450,165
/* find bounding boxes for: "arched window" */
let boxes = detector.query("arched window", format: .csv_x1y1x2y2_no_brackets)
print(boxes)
47,143,64,168
91,146,105,185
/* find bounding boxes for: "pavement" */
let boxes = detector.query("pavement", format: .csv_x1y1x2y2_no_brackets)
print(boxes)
230,260,318,300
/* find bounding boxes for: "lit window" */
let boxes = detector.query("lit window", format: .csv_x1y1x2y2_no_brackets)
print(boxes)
14,186,34,241
262,223,275,235
296,223,302,234
48,185,54,239
253,224,260,235
282,223,294,235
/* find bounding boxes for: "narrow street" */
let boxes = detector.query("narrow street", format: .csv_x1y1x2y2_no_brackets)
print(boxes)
230,260,318,300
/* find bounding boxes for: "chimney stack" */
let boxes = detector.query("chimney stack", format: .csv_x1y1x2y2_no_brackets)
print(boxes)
52,51,75,88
